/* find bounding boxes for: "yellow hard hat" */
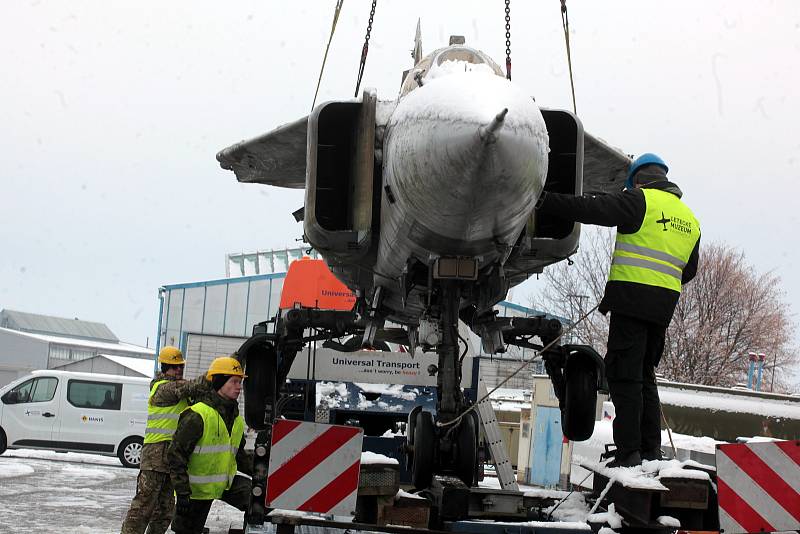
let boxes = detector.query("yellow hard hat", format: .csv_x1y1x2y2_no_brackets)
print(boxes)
158,346,185,365
206,356,246,380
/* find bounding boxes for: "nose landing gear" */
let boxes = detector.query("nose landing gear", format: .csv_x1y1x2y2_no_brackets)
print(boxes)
407,409,479,489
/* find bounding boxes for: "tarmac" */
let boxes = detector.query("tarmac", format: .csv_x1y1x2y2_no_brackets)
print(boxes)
0,449,243,534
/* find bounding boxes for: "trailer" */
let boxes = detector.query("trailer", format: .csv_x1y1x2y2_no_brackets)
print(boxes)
227,438,799,534
227,260,799,534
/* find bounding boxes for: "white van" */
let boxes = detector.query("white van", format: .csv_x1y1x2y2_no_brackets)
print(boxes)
0,370,150,468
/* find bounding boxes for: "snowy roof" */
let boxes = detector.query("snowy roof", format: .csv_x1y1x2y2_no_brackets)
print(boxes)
100,354,156,378
659,384,800,420
0,327,152,356
0,309,118,342
483,383,800,419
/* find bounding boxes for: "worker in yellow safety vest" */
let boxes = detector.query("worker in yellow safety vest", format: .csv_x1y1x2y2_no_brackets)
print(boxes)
168,356,252,534
536,153,700,467
121,346,210,534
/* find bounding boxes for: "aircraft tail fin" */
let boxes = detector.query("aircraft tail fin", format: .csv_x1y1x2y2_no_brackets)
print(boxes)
412,19,422,65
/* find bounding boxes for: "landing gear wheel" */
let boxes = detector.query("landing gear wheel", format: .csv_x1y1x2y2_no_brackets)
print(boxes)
239,336,277,431
412,411,436,489
118,436,143,468
406,406,422,464
563,356,598,441
455,413,478,486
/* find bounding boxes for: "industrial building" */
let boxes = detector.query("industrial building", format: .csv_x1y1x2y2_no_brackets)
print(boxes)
0,309,153,387
54,353,155,378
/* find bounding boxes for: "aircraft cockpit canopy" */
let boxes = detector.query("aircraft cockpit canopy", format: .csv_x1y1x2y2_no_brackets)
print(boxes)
399,45,504,97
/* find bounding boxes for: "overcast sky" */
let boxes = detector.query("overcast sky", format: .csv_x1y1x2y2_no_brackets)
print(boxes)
2,2,799,369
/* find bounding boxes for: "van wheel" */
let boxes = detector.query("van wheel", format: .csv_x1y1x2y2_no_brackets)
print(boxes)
0,427,7,455
118,437,143,468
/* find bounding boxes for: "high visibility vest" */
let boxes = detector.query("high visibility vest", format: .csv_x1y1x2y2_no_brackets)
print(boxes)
609,188,700,293
144,379,189,445
186,402,245,500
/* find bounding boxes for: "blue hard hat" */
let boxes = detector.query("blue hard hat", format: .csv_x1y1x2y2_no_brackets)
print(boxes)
626,153,668,189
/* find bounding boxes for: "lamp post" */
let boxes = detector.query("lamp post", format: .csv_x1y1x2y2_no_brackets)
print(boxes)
770,352,778,392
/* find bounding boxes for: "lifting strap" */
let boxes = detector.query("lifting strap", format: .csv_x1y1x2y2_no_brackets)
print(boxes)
311,0,344,111
560,0,578,114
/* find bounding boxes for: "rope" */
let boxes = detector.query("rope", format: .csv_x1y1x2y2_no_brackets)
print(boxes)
560,0,578,114
546,470,592,520
588,476,614,515
311,0,344,111
660,404,678,459
436,302,600,428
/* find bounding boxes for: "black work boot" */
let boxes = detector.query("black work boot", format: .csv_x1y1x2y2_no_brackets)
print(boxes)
607,449,642,468
641,448,663,461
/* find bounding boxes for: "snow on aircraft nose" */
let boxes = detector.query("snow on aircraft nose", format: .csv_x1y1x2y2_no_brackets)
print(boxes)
382,65,549,258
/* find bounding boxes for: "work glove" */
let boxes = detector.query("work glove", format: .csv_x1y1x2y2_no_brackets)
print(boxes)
175,494,192,516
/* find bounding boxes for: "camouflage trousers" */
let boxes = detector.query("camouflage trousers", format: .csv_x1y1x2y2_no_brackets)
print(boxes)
120,470,175,534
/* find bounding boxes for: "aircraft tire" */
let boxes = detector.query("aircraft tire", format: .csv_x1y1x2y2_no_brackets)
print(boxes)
412,411,436,489
563,356,597,441
406,406,422,464
455,413,478,486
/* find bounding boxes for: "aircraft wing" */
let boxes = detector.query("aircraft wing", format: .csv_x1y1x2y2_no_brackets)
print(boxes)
216,116,308,189
582,132,631,195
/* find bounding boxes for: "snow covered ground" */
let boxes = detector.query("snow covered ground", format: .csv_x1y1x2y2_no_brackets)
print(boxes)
0,449,243,534
0,448,594,533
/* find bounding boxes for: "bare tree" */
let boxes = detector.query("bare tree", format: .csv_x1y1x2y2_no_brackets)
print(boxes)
664,243,797,390
530,230,798,392
529,227,614,349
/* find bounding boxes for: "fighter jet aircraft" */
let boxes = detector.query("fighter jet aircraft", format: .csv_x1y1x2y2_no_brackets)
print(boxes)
218,34,628,494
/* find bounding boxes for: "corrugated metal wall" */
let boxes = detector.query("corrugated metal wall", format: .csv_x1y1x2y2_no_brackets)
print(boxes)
184,333,247,416
159,274,284,353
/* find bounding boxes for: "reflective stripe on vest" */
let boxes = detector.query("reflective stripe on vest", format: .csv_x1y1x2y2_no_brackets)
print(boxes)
609,188,700,293
143,380,189,445
186,402,245,500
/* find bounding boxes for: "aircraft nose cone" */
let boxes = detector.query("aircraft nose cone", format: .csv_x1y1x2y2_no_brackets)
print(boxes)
382,71,549,257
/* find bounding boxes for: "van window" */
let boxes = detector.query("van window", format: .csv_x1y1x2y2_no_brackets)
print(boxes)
2,379,34,404
1,377,58,404
30,377,58,402
67,380,122,410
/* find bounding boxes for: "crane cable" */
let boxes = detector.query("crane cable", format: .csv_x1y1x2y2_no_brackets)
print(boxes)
504,0,512,80
560,0,578,114
354,0,377,97
311,0,344,111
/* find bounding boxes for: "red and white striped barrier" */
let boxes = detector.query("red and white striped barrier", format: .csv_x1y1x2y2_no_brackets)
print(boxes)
717,440,800,534
266,420,363,516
